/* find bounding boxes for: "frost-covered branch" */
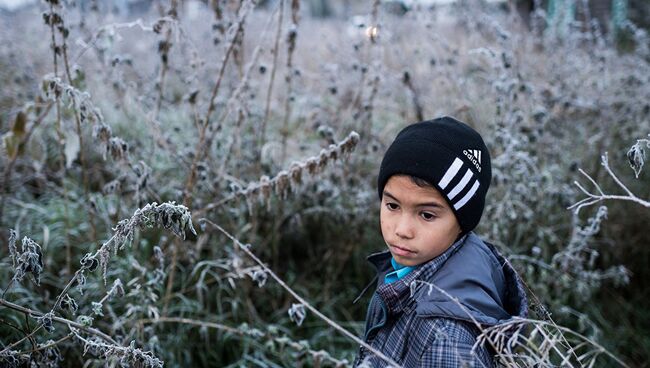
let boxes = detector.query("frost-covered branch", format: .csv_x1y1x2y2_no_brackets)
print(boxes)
197,131,360,216
0,298,117,354
569,146,650,214
1,202,195,360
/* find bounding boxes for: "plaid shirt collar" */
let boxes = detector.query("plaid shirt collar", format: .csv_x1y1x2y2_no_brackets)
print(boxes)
366,234,468,316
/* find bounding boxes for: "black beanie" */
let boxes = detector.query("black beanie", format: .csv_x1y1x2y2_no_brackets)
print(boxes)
377,116,492,234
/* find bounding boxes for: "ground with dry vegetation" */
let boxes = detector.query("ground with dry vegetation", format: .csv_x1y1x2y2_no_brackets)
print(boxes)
1,0,649,366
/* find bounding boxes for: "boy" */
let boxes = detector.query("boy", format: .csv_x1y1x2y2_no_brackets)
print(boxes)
355,117,528,367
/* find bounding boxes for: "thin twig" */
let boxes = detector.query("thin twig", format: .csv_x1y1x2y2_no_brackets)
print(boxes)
569,152,650,213
259,0,285,169
0,298,118,354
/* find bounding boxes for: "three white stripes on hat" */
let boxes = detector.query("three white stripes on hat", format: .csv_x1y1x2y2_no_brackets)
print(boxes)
439,157,480,210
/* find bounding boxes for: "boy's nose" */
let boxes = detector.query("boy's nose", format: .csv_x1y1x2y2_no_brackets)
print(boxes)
394,216,414,239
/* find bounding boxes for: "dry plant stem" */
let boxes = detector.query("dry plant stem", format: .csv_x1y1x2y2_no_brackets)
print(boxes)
161,237,181,316
138,316,244,335
154,29,171,120
259,0,285,170
0,102,54,228
154,3,178,122
509,277,583,366
60,22,97,244
275,1,299,268
213,6,279,174
279,0,300,164
216,20,276,175
6,228,117,351
170,2,258,314
196,131,360,216
170,19,245,314
47,1,73,274
183,0,254,206
484,317,630,367
569,153,650,213
402,72,423,121
22,333,73,354
201,218,402,368
0,298,118,353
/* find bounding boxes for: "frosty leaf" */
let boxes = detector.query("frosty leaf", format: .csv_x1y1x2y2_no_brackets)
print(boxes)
92,302,103,316
76,272,87,295
80,253,99,271
250,268,268,287
109,278,125,298
13,236,44,285
288,303,306,326
61,294,78,314
76,315,94,327
627,141,645,178
64,129,80,168
37,312,55,333
8,229,17,268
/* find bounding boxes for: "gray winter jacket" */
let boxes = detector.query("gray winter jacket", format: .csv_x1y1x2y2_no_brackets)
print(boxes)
354,233,528,367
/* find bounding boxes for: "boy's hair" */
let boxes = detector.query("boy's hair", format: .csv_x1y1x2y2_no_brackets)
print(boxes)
405,175,435,189
377,116,492,235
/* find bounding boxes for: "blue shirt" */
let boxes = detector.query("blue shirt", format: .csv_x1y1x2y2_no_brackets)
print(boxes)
384,258,415,284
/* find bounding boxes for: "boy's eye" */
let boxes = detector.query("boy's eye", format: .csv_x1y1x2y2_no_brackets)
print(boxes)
420,212,436,221
386,202,399,211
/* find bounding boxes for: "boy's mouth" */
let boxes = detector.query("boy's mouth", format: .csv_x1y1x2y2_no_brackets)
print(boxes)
389,244,416,256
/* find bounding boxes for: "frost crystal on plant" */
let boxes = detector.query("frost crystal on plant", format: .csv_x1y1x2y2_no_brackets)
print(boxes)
92,302,103,316
76,334,164,368
76,315,94,327
10,234,44,285
250,268,268,287
288,303,306,326
37,312,55,333
61,294,78,314
627,138,649,178
80,253,99,271
8,229,17,268
113,202,197,250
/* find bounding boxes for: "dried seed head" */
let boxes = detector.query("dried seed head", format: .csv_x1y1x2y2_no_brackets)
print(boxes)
290,162,303,185
108,137,129,161
306,157,318,175
318,149,329,170
274,171,291,198
340,131,360,156
102,178,122,195
259,175,272,205
328,144,339,161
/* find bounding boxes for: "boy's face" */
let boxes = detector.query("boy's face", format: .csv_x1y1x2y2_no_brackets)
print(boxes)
380,175,462,267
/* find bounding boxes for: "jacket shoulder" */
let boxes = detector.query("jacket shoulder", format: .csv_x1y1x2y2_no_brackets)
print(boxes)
414,233,514,325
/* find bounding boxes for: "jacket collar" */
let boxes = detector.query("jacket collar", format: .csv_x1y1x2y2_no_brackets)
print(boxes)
363,235,468,315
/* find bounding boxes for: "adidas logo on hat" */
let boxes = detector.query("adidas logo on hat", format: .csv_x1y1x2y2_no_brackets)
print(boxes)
463,149,482,172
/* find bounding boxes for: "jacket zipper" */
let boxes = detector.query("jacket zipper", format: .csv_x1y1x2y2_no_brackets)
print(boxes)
363,293,388,342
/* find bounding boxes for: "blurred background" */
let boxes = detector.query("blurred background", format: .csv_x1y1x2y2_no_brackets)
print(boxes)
1,0,649,366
